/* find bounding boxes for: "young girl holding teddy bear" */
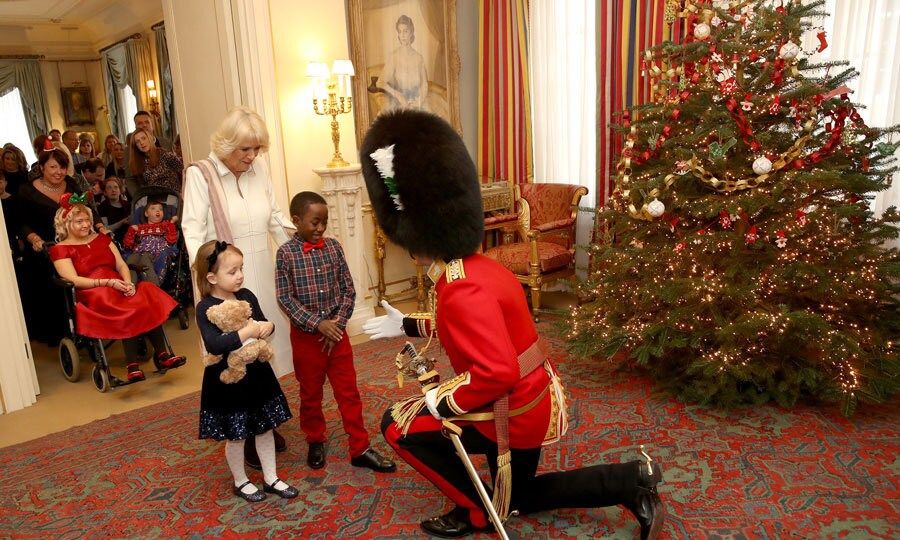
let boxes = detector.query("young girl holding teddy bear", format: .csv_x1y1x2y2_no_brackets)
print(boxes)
193,239,297,502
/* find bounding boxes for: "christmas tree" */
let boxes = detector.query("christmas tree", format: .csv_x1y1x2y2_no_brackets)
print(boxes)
568,0,900,416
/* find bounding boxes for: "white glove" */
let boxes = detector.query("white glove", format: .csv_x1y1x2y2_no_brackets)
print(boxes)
362,300,405,340
424,387,442,420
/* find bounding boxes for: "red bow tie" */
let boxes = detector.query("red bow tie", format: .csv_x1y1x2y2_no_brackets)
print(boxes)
303,239,325,253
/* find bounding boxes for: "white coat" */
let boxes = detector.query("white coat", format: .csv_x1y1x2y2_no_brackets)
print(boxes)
182,153,295,376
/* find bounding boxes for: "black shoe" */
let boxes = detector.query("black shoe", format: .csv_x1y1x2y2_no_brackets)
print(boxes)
274,429,287,452
233,480,266,503
245,439,261,470
624,461,665,540
350,448,396,473
420,506,490,538
307,442,326,469
263,477,299,499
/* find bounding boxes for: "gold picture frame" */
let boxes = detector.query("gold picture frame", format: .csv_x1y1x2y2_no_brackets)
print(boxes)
61,86,95,126
348,0,461,144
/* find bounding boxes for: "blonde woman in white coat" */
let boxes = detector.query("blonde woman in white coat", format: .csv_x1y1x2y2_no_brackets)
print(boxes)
182,107,295,466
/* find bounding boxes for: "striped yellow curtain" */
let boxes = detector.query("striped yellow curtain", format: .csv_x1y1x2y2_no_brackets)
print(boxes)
477,0,532,185
597,0,683,203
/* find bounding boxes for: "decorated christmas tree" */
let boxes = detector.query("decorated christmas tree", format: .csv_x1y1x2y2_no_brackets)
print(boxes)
568,0,900,416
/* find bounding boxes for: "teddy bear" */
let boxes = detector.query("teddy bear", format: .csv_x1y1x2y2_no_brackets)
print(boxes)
202,299,275,384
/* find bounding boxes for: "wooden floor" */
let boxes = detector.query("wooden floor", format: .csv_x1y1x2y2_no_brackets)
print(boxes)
0,291,574,448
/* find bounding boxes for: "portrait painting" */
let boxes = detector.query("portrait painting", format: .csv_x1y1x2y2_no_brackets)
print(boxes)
348,0,460,143
61,87,94,126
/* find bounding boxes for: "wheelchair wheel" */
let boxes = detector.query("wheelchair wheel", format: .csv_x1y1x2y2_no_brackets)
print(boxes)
58,338,81,382
91,364,110,393
178,309,190,330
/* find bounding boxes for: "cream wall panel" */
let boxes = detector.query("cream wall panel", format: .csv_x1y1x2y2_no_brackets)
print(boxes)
162,0,230,166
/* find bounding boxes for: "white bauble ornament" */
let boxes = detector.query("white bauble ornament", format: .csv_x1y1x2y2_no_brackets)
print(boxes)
647,199,666,217
694,23,711,40
779,42,800,60
752,156,773,175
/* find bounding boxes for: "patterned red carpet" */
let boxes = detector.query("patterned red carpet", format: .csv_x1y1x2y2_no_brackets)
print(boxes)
1,321,898,539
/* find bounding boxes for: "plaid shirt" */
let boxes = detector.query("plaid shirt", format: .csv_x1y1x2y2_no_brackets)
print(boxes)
276,235,356,333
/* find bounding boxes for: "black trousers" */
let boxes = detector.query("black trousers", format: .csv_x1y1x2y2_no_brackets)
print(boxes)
381,409,638,526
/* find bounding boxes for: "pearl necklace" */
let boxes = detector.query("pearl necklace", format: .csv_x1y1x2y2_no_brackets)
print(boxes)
40,178,65,193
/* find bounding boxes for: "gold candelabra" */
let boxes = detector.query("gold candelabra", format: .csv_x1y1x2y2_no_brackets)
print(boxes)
312,82,353,168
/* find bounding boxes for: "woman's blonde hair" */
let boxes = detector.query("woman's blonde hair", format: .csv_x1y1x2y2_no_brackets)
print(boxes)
193,240,244,298
210,106,270,160
54,204,93,242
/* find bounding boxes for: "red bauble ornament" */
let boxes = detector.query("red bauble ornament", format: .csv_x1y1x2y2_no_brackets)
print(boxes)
861,156,870,172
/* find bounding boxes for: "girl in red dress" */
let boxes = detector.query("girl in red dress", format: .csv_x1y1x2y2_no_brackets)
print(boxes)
49,193,186,382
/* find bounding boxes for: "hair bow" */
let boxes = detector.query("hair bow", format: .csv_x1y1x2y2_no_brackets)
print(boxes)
207,240,229,270
59,192,91,218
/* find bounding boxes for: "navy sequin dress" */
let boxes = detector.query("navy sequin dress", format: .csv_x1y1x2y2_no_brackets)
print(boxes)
197,288,292,440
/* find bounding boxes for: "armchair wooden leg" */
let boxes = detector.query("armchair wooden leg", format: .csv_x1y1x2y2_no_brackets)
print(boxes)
530,286,541,321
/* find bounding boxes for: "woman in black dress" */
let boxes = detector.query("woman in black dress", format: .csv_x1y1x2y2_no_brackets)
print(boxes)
17,148,105,345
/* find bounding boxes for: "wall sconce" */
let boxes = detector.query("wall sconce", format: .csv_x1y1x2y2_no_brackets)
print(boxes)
146,79,159,116
307,59,354,168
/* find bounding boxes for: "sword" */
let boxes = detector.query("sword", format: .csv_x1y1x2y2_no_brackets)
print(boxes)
442,420,512,540
396,342,512,539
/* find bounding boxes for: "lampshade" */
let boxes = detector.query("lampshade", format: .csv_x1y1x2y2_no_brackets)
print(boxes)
146,79,156,90
331,59,355,77
306,61,329,78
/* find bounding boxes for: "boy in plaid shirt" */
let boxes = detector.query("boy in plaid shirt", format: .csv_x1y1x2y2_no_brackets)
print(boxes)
275,191,395,473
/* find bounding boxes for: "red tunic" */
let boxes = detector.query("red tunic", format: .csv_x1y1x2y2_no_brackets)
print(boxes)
430,254,558,449
49,234,177,339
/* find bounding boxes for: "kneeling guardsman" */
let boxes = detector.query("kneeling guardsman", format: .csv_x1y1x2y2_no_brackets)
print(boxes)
360,110,666,539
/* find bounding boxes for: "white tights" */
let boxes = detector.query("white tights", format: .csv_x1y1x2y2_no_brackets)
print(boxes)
225,430,288,494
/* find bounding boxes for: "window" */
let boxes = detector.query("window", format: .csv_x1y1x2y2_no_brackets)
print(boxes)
119,84,138,134
0,88,38,164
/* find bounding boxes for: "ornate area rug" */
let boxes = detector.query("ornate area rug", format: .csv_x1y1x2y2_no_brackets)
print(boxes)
1,320,897,539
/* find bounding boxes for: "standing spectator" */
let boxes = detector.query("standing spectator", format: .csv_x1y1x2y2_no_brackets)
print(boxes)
128,128,183,194
75,158,106,200
97,177,130,244
98,134,119,167
125,111,172,173
2,147,28,195
1,169,21,256
62,130,85,170
28,135,50,180
105,141,127,181
182,106,295,466
78,134,96,158
17,148,82,345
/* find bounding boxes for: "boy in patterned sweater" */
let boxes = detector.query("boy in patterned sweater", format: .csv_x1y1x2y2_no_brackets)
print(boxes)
275,191,395,473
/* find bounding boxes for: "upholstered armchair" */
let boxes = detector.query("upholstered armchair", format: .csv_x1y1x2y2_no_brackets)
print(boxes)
484,182,588,313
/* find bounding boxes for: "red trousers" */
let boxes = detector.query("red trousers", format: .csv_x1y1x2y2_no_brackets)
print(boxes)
290,327,371,458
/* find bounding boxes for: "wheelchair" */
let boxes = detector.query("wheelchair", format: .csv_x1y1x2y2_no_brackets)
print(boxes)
52,257,184,393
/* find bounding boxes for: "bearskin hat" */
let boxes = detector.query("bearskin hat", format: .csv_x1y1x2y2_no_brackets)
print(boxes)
360,109,483,260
